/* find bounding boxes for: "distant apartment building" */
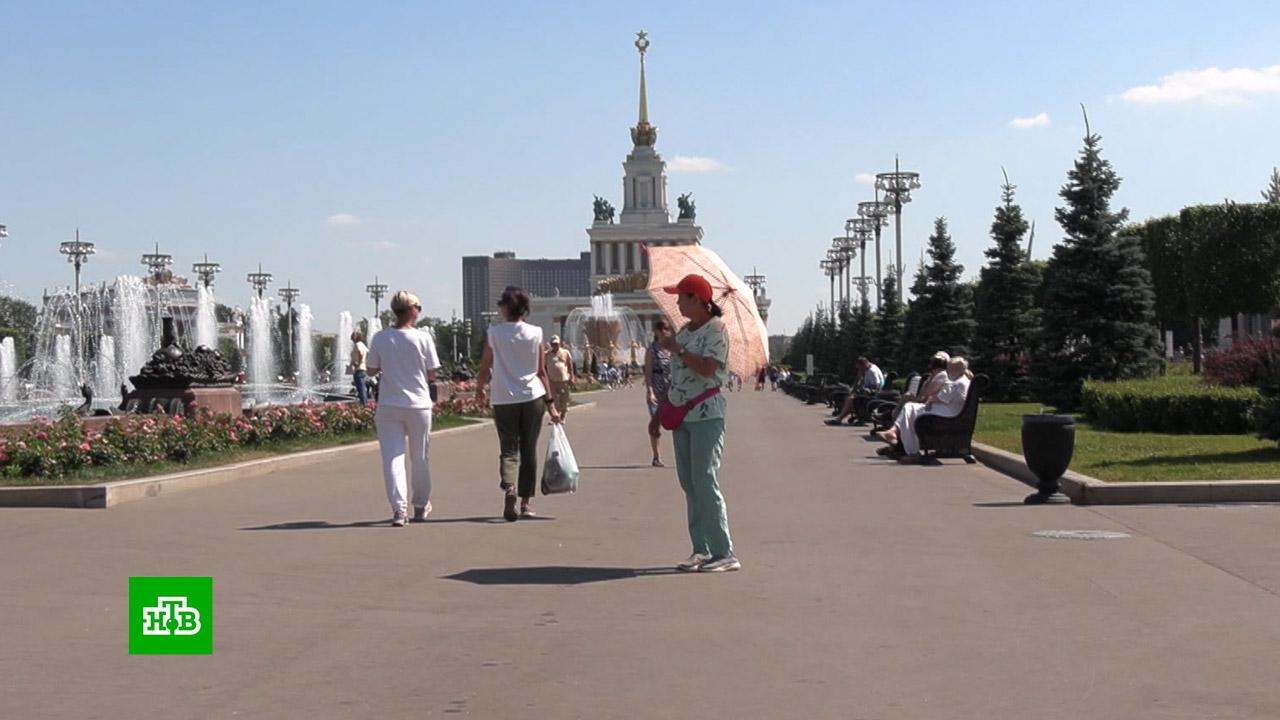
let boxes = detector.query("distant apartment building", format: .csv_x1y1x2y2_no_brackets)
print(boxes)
461,251,591,335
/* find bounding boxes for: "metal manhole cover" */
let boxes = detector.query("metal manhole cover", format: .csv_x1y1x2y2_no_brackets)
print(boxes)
1032,530,1130,541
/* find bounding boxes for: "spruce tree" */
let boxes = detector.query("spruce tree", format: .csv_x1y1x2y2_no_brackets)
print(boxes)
1035,113,1160,408
872,272,904,372
1264,167,1280,204
900,258,930,371
973,174,1040,400
903,217,974,365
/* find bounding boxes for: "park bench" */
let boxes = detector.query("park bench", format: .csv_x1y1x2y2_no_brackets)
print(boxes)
828,371,898,415
867,373,922,430
914,374,990,464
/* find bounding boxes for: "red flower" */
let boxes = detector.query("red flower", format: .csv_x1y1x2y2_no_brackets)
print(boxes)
228,431,239,443
80,443,91,453
35,431,48,441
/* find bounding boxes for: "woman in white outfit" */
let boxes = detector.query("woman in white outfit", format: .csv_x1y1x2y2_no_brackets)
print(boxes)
881,357,972,462
366,290,441,527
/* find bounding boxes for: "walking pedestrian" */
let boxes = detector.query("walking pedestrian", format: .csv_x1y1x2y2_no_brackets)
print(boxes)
366,291,441,527
349,331,370,406
659,274,740,573
643,318,673,467
545,335,575,418
475,286,563,521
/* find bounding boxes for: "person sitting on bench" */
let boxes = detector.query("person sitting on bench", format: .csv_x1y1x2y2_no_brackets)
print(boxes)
824,357,885,426
871,351,951,430
878,357,972,462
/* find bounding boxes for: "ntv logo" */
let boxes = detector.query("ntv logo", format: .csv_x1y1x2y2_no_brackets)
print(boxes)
129,577,213,654
142,596,202,636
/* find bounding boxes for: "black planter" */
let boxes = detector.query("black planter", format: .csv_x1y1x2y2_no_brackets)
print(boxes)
1021,414,1074,504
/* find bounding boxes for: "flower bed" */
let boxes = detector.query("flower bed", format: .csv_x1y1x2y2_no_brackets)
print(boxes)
1,402,377,480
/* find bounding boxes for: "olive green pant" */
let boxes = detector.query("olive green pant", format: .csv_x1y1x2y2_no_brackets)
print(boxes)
672,417,733,557
493,399,546,499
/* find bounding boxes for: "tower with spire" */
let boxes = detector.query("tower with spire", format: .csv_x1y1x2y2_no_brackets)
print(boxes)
588,31,701,288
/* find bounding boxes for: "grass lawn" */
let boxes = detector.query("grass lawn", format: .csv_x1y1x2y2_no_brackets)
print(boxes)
975,403,1280,482
0,414,481,488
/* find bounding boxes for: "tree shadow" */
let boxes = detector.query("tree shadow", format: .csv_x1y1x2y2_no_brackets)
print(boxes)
972,501,1035,508
579,464,657,471
1099,447,1280,469
443,565,681,586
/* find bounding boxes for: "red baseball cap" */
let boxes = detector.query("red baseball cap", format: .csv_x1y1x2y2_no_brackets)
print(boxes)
663,274,713,304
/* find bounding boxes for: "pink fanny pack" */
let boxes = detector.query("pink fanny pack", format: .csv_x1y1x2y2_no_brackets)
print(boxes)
658,387,722,430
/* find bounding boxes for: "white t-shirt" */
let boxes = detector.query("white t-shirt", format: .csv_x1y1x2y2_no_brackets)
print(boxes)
366,327,441,409
487,321,547,406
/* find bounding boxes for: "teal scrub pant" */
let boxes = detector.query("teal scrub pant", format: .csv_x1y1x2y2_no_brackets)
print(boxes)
672,417,733,557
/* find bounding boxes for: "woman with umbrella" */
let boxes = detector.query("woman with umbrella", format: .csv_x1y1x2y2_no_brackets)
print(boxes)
658,274,740,573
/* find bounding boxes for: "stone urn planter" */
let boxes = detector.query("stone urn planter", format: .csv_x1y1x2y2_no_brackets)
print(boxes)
1021,414,1074,504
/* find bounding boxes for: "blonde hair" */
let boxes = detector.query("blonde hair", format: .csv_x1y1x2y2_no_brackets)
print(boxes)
947,357,972,379
390,290,420,315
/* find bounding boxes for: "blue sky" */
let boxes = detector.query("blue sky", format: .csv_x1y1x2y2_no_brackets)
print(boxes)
2,1,1278,334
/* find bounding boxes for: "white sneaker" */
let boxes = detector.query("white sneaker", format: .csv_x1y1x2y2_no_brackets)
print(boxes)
676,553,711,572
391,510,407,527
411,502,432,523
699,554,741,573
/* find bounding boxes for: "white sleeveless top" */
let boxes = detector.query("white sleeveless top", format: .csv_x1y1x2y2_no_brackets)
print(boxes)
487,321,547,406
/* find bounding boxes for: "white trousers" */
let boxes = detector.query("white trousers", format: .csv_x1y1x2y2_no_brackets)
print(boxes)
375,405,433,513
896,402,960,456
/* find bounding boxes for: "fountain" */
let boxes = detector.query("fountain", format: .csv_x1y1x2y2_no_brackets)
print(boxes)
295,303,315,394
563,294,646,368
0,337,15,402
113,275,152,393
94,335,117,400
334,311,353,383
195,284,217,349
51,335,75,400
247,295,276,401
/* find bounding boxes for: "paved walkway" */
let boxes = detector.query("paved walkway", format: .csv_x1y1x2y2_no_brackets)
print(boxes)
2,389,1279,719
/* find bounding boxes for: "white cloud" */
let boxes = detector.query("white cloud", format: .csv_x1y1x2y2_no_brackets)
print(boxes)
854,172,876,185
668,155,727,174
1009,112,1051,129
1120,64,1280,105
370,240,400,251
325,213,361,226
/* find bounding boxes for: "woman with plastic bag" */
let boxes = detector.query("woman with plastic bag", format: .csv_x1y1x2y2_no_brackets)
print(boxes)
658,274,740,573
475,286,562,521
541,423,580,495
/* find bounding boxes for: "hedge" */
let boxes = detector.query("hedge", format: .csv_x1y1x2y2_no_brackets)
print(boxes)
1081,377,1260,434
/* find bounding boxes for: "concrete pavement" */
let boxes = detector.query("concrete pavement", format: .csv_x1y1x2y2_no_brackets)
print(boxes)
2,388,1279,719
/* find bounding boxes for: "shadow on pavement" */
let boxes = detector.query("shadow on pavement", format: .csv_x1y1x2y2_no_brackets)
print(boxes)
443,565,681,585
427,515,556,524
972,501,1034,508
579,464,658,470
240,519,389,530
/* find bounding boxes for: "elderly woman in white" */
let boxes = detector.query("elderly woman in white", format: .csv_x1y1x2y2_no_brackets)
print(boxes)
880,357,972,462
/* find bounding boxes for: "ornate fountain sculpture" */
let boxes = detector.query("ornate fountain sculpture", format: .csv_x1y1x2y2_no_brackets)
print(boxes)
122,317,241,416
563,294,645,372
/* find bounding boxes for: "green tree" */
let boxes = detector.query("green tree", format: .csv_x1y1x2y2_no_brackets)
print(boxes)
871,273,904,372
837,299,873,382
973,175,1041,400
1035,113,1160,408
1263,167,1280,204
900,257,930,372
903,217,974,366
0,294,39,365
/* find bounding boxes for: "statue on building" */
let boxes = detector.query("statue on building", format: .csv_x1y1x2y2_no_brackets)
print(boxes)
677,192,696,221
592,195,616,224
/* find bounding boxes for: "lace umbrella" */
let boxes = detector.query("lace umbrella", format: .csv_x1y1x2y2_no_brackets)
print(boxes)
644,244,770,378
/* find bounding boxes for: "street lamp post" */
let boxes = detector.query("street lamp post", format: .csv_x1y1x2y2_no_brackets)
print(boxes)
246,264,273,299
875,156,922,306
140,243,174,345
463,319,473,361
820,258,838,313
857,200,892,308
846,218,875,308
278,282,301,379
192,254,222,289
366,276,388,328
58,229,96,384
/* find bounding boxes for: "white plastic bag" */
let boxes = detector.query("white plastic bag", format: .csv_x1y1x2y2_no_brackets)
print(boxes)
541,424,580,495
